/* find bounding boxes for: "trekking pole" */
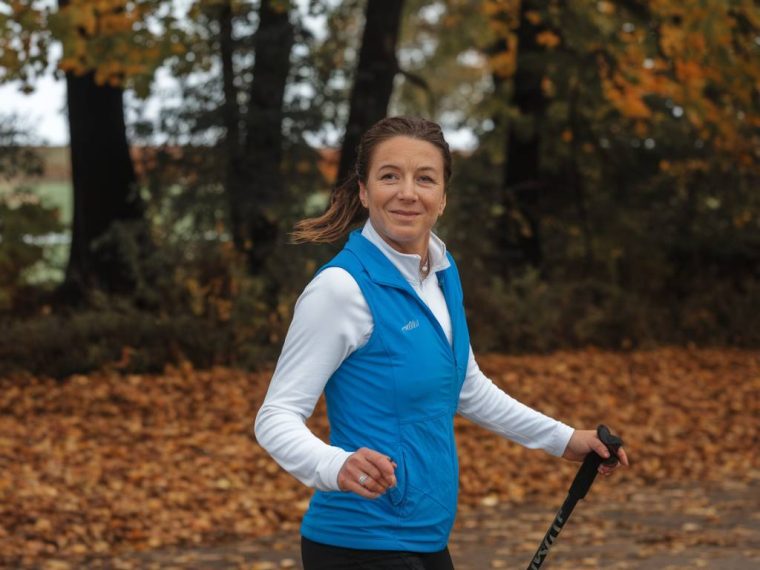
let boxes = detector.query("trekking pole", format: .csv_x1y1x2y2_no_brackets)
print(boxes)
526,424,623,570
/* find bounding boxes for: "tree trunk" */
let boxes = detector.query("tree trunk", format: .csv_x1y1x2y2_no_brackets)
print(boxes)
62,69,145,297
497,0,548,276
336,0,405,185
240,0,294,276
56,0,147,300
217,0,246,254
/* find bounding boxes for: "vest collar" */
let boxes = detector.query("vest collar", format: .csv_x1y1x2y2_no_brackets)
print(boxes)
342,225,465,370
357,220,451,287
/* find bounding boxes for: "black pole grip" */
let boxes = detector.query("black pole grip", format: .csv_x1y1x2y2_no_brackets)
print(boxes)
597,424,623,467
567,425,623,502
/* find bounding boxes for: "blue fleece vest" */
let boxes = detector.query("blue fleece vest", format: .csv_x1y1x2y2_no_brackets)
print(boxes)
300,230,470,552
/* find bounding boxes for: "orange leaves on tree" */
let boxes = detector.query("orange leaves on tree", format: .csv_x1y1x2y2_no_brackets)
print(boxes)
566,0,760,176
524,10,541,26
48,0,175,96
601,75,653,120
482,0,519,20
633,1,760,172
540,75,555,98
482,0,519,78
489,47,517,79
0,0,50,87
0,0,169,94
535,30,560,49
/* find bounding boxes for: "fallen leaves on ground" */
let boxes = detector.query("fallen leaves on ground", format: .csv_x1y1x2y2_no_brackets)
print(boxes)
0,347,758,567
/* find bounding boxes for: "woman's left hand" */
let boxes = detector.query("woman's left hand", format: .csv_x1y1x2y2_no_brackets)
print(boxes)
562,429,630,476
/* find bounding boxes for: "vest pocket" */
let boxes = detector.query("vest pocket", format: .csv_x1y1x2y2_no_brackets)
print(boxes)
386,446,457,518
387,449,407,507
393,415,458,520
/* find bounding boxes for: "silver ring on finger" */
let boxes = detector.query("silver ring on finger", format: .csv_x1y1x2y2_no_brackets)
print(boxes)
358,473,369,487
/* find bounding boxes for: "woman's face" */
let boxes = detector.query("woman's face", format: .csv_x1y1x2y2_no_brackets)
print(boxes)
359,136,447,256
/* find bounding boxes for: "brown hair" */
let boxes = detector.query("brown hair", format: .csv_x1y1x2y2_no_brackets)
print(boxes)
291,116,452,243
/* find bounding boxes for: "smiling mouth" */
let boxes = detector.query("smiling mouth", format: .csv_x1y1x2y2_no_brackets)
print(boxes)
390,210,421,217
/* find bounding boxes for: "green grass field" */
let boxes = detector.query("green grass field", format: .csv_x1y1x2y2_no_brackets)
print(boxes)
27,180,73,226
1,177,72,285
0,147,73,225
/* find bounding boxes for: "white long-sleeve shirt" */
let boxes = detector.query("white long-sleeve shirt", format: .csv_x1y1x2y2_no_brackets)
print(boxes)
254,221,574,491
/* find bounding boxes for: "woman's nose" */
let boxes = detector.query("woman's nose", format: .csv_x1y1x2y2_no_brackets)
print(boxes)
398,176,417,200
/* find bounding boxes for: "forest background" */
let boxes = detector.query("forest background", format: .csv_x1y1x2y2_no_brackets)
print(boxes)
1,1,759,568
0,0,758,376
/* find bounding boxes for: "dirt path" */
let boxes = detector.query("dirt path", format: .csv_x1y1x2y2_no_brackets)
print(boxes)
49,478,759,570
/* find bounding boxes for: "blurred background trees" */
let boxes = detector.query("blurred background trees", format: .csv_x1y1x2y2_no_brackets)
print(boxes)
0,0,758,377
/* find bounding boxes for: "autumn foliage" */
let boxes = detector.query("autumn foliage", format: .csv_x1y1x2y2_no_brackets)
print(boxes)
1,347,757,567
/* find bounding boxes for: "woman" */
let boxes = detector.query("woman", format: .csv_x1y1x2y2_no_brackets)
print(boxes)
254,116,628,569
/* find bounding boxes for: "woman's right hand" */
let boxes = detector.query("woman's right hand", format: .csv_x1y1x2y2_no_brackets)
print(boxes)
337,447,397,499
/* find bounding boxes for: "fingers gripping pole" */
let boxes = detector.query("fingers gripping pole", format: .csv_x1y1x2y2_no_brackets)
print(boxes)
526,425,623,570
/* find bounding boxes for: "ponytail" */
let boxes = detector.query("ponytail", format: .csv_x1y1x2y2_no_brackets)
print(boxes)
291,173,367,243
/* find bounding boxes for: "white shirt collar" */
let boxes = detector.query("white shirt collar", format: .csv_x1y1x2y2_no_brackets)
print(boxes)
361,219,451,284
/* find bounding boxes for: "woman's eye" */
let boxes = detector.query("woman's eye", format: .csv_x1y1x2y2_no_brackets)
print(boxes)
419,176,434,183
381,173,397,180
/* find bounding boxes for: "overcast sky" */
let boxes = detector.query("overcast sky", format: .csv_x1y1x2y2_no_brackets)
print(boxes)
1,74,67,145
1,73,476,149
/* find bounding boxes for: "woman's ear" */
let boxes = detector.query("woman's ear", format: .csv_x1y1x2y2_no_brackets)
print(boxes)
359,181,368,208
439,193,447,215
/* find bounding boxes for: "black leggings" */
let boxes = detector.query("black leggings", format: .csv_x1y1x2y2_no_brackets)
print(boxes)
301,536,455,570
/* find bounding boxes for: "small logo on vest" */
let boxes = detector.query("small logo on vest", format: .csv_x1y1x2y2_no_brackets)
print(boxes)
401,320,420,332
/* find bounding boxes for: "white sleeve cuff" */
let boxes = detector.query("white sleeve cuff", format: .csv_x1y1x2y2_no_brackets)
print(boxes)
317,448,354,491
546,422,575,457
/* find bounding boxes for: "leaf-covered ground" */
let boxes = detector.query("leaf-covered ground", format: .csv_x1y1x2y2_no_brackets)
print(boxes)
1,347,758,568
